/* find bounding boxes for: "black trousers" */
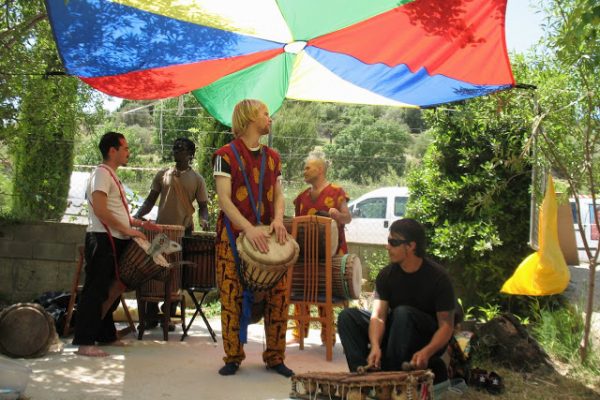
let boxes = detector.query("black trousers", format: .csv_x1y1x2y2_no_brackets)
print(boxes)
73,233,129,345
338,306,446,374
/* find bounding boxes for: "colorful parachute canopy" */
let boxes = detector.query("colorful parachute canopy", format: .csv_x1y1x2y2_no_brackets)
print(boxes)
45,0,515,126
501,176,570,296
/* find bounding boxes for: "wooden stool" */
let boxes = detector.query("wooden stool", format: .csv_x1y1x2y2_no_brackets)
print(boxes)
63,245,136,338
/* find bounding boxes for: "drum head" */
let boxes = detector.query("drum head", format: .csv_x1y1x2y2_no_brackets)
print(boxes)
344,254,363,299
0,303,55,358
237,226,299,268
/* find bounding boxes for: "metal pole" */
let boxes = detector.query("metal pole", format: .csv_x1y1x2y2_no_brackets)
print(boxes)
159,100,164,158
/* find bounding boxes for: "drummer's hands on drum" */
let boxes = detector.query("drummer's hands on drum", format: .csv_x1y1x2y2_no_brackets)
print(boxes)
141,220,162,232
328,208,341,222
270,218,288,245
366,347,382,371
244,225,271,253
126,227,147,240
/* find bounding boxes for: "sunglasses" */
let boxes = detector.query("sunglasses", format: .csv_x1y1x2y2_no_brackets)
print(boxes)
387,238,411,247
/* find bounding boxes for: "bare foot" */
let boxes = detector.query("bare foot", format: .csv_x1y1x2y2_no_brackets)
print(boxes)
98,339,127,347
75,345,109,357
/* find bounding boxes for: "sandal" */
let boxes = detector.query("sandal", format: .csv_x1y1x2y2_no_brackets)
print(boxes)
487,371,503,395
468,367,488,390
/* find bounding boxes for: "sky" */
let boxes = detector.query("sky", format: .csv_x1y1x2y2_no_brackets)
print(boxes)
505,0,545,53
102,0,546,112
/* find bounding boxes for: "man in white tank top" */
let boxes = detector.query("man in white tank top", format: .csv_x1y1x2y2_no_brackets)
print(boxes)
73,131,159,357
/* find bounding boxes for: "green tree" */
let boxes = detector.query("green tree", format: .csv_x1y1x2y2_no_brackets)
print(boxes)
12,74,79,220
114,100,154,129
152,95,202,160
406,91,532,308
315,103,346,144
529,0,600,361
2,0,99,220
194,109,230,193
271,101,320,182
324,106,411,184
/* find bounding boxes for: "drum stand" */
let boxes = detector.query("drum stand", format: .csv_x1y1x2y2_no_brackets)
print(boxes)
136,270,186,342
63,246,136,338
180,285,217,342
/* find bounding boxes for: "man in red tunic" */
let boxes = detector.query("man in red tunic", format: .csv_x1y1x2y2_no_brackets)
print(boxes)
290,150,352,344
212,99,293,377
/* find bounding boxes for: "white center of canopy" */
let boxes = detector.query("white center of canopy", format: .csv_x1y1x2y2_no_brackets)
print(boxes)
284,41,307,54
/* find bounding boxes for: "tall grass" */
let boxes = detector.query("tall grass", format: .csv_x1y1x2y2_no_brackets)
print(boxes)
532,303,600,375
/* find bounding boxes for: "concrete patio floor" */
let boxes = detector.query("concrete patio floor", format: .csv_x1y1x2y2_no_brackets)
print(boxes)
15,317,349,400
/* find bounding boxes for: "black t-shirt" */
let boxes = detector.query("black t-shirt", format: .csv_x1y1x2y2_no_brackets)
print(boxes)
374,258,455,321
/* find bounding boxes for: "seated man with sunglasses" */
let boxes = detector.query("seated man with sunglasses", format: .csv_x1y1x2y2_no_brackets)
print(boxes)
337,218,455,384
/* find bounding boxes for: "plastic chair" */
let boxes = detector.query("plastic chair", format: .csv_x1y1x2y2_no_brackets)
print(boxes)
63,245,136,338
287,215,347,361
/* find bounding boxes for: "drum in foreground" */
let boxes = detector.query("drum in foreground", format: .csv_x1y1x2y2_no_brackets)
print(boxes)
237,226,299,292
138,225,184,297
290,370,434,400
0,303,56,358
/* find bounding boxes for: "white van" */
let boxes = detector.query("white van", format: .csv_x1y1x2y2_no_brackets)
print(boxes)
345,186,409,245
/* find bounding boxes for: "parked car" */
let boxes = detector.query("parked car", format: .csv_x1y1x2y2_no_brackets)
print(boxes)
345,186,409,245
62,171,157,224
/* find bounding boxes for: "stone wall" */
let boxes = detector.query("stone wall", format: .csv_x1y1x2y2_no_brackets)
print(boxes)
0,221,85,304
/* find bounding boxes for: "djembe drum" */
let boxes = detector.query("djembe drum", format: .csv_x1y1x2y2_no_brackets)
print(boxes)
237,226,299,292
0,303,56,358
291,253,362,301
118,237,171,290
137,225,185,298
180,231,218,341
284,217,338,260
182,232,217,290
331,254,362,300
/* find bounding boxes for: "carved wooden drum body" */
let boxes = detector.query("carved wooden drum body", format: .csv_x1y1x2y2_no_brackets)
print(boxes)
182,232,217,289
119,237,170,290
138,225,185,297
237,226,299,292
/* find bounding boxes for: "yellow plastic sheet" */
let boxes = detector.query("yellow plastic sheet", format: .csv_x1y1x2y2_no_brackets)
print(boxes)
501,176,570,296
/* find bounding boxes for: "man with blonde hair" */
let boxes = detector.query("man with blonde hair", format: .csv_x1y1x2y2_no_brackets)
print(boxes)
212,99,293,377
289,150,352,344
